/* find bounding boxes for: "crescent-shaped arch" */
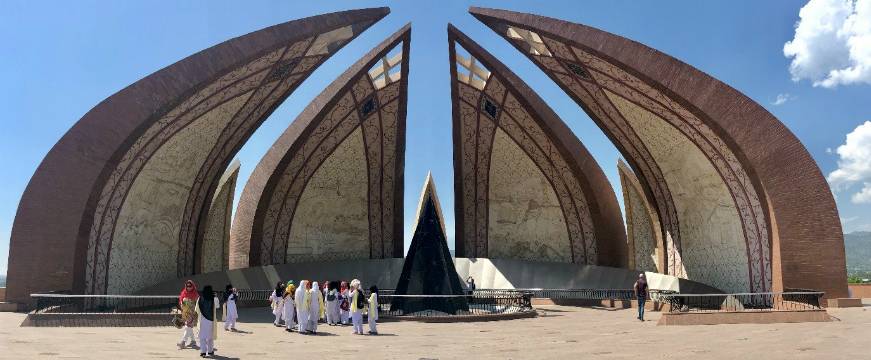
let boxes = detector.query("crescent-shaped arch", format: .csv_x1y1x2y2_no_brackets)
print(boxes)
471,7,846,296
231,25,410,268
448,25,627,267
6,8,388,301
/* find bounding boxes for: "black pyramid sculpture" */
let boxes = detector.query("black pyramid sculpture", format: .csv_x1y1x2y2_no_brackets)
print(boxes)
391,173,469,315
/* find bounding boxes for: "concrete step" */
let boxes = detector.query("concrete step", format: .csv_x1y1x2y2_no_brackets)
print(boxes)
0,302,19,312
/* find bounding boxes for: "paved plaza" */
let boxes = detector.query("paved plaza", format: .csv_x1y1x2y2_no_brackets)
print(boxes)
1,305,868,359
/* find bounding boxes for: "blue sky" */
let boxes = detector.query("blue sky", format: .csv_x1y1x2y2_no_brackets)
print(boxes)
1,0,869,276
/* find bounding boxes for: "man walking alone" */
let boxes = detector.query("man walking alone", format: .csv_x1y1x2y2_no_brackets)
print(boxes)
634,274,648,321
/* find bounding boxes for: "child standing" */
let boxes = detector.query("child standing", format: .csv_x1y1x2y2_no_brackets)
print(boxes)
339,281,350,325
367,285,379,335
326,282,339,325
222,284,238,331
269,281,285,326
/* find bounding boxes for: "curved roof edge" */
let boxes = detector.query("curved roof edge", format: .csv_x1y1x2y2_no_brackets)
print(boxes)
6,8,389,303
448,24,627,267
231,24,411,268
470,7,846,297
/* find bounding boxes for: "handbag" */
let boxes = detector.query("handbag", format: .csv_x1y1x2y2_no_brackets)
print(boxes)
171,308,185,329
356,291,366,310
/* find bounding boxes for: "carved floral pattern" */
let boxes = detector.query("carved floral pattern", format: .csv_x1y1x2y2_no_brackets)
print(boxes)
86,41,307,294
257,42,407,265
453,53,598,264
496,27,770,291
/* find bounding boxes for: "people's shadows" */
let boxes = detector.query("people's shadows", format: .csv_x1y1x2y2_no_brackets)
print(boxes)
586,306,628,312
301,331,339,336
343,333,398,337
227,329,253,334
533,307,573,313
207,355,240,360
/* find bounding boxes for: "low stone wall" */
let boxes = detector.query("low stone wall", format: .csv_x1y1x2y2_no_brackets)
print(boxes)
848,284,871,299
657,310,830,326
827,298,863,308
531,298,666,311
23,313,173,327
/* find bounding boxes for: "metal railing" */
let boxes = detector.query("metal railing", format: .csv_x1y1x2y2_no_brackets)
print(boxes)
236,289,272,307
656,292,824,313
378,292,533,318
495,288,637,300
29,290,533,319
31,291,285,314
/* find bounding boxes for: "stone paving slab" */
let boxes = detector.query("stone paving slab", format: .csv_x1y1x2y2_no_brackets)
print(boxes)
0,306,868,359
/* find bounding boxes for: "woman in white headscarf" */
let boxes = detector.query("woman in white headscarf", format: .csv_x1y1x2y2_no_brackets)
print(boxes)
349,279,365,335
282,281,296,332
295,280,309,334
308,281,324,334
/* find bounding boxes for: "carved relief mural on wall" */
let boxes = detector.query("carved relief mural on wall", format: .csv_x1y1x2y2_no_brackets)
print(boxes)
90,19,380,295
231,25,410,268
199,160,240,274
618,160,662,274
6,9,388,300
471,8,780,293
449,25,627,266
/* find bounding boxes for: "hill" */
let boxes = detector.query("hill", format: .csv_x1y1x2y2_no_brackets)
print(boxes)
845,231,871,277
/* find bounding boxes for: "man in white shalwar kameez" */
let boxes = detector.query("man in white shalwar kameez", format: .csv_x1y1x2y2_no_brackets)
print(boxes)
308,282,324,334
295,280,309,334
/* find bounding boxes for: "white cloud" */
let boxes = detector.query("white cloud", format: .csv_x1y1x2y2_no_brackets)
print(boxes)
852,183,871,203
783,0,871,88
827,147,834,153
828,121,871,203
771,93,795,105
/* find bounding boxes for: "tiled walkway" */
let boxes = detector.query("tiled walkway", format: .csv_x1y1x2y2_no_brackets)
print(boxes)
0,305,867,359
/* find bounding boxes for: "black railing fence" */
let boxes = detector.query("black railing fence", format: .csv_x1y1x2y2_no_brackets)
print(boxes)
30,290,534,319
656,292,824,313
31,289,822,318
30,287,647,314
378,293,532,317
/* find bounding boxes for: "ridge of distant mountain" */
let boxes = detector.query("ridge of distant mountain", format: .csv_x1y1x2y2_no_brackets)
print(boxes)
845,231,871,276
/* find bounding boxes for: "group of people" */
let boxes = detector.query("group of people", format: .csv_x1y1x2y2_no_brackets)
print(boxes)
175,277,381,357
176,280,239,358
269,279,379,336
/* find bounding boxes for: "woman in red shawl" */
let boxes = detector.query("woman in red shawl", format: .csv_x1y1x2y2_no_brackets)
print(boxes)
177,280,199,349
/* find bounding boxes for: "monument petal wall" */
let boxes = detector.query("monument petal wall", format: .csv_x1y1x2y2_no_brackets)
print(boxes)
199,160,240,274
6,8,388,300
448,25,627,267
471,7,846,296
618,160,662,274
231,25,410,268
